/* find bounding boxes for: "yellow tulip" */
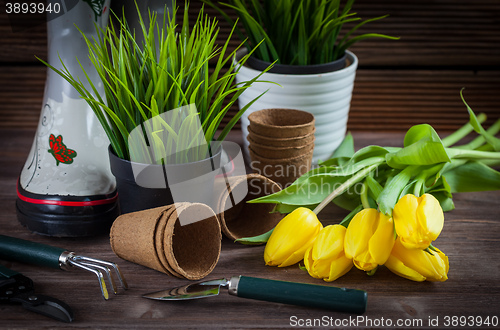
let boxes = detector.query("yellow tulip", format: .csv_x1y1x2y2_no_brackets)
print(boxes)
344,208,395,272
393,194,444,249
385,237,449,282
304,225,353,282
264,207,323,267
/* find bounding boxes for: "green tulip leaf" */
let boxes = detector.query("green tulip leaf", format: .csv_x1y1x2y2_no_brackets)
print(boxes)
405,163,447,197
332,190,363,211
320,157,352,167
422,164,447,188
429,191,455,212
327,156,386,177
387,123,451,169
320,132,355,166
235,228,274,245
461,90,500,151
426,176,453,198
333,131,355,158
403,123,442,147
321,145,389,168
386,140,451,169
249,173,350,206
364,175,384,201
318,157,348,167
350,145,392,164
425,175,455,211
270,186,363,213
377,166,419,216
339,204,363,228
400,180,419,199
443,160,500,192
292,165,337,185
273,203,316,214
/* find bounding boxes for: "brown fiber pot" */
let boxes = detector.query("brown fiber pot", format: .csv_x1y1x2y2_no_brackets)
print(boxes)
249,149,314,188
248,126,316,148
248,108,315,138
248,140,315,159
110,202,221,280
213,174,284,241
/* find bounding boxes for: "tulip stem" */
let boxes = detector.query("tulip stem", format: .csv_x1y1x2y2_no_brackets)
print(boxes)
313,162,383,215
413,179,423,197
446,147,500,161
453,118,500,150
442,113,487,147
360,182,371,209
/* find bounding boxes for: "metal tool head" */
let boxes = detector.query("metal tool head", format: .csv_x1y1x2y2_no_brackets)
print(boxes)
143,278,228,301
1,271,73,323
60,252,128,300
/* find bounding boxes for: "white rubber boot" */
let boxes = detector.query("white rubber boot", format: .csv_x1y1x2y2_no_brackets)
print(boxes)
16,0,119,237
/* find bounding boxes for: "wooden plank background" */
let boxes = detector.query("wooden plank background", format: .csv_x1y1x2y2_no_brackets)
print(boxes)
1,0,499,132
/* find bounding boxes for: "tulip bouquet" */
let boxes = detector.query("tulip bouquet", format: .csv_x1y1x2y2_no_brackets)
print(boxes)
243,91,500,283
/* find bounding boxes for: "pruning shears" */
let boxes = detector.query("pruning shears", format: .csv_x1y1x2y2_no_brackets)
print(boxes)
0,263,73,323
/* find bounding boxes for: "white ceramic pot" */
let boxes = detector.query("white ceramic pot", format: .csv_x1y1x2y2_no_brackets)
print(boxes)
235,49,358,164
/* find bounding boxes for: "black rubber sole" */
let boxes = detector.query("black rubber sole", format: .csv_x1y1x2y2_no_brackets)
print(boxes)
16,181,120,237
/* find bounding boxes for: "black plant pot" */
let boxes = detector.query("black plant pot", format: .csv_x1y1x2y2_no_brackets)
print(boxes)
109,146,222,215
247,52,347,75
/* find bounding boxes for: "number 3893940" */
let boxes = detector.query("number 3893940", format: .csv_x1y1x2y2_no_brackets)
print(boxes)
6,2,61,14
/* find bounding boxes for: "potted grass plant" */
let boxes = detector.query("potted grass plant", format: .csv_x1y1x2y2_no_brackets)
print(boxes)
205,0,398,163
40,2,269,214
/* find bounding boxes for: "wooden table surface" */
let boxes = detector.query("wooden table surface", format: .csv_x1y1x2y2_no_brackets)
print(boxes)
1,129,499,329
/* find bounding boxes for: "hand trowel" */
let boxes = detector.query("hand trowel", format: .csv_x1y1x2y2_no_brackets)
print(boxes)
143,276,367,314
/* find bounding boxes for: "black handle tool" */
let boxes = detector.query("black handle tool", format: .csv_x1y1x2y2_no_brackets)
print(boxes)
0,263,74,323
0,235,128,300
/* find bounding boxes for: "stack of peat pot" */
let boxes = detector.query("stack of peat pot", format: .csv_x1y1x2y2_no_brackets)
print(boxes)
247,108,315,188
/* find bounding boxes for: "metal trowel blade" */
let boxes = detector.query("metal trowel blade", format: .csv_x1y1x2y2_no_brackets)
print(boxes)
143,278,228,301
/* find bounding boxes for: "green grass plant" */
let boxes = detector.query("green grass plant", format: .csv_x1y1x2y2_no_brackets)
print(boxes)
205,0,398,65
39,2,269,163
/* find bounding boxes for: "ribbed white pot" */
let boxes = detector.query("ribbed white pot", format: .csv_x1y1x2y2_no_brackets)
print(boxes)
235,49,358,164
